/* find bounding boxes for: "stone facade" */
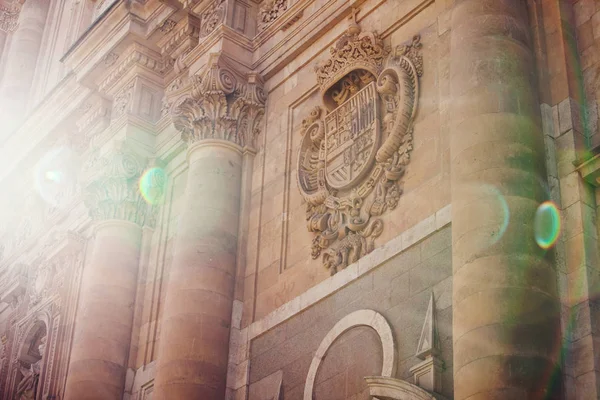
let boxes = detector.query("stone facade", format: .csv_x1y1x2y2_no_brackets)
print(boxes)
0,0,597,399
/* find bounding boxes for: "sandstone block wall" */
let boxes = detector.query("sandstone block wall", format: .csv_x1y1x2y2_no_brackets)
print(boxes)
246,226,453,400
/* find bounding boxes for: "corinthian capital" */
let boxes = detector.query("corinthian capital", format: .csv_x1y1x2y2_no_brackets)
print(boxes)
171,53,266,148
80,142,152,226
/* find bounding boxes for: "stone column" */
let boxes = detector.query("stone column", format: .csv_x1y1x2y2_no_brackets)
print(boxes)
450,2,562,399
0,0,50,137
64,144,150,400
153,54,265,400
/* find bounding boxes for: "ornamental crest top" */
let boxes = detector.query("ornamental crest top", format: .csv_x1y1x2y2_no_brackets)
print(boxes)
315,10,387,109
297,16,423,275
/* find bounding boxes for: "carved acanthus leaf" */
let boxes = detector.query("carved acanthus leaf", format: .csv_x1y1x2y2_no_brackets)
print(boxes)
80,142,152,226
172,54,266,148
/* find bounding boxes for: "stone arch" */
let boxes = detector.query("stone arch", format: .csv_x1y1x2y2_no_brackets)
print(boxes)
303,309,396,400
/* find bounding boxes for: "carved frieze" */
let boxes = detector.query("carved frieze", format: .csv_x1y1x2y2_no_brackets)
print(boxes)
258,0,288,32
171,53,266,148
80,142,152,225
296,18,423,274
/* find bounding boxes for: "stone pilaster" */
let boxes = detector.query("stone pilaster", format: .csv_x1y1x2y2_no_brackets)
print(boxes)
152,53,265,400
64,143,150,400
0,0,50,138
450,2,562,399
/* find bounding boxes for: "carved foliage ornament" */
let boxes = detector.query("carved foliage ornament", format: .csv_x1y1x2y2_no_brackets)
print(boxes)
297,21,423,274
172,54,266,148
80,143,158,226
258,0,288,32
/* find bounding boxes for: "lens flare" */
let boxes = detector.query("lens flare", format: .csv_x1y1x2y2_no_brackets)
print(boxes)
45,170,62,182
485,185,510,244
534,201,561,249
34,147,77,207
139,167,167,205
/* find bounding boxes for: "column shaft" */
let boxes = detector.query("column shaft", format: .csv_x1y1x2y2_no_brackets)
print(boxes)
450,1,562,399
153,139,242,399
0,0,49,136
64,221,142,400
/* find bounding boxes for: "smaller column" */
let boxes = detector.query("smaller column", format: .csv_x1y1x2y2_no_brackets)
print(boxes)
64,144,150,400
0,0,50,137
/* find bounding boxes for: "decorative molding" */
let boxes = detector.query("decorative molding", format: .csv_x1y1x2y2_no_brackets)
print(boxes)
157,14,200,59
0,264,28,309
80,142,154,226
73,98,111,152
364,376,436,400
171,53,266,148
258,0,289,32
296,19,423,274
303,309,396,400
98,46,172,94
0,0,20,33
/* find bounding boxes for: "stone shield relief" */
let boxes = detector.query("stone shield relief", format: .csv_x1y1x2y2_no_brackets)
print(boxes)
296,24,423,275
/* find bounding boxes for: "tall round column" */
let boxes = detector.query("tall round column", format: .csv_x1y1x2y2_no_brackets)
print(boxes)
64,221,142,399
64,144,149,400
450,1,562,399
153,139,243,399
0,0,50,137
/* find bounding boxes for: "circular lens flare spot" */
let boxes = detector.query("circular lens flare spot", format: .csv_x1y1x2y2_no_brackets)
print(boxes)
139,167,167,205
534,201,561,249
45,170,62,183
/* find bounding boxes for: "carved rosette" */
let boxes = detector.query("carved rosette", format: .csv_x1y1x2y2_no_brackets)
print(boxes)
171,54,266,148
297,23,423,274
199,0,226,37
80,143,151,226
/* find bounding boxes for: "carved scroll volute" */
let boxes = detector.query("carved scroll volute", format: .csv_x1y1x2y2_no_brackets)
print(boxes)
376,35,422,164
171,53,266,148
295,20,423,274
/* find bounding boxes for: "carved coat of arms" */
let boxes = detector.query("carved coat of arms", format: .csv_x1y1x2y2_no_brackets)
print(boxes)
296,19,423,274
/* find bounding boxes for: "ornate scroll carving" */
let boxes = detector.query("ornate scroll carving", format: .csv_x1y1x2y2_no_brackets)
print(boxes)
258,0,288,31
80,142,152,226
171,53,266,148
0,1,20,33
296,18,423,274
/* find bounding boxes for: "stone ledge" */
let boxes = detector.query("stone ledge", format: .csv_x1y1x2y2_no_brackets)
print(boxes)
247,203,451,341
